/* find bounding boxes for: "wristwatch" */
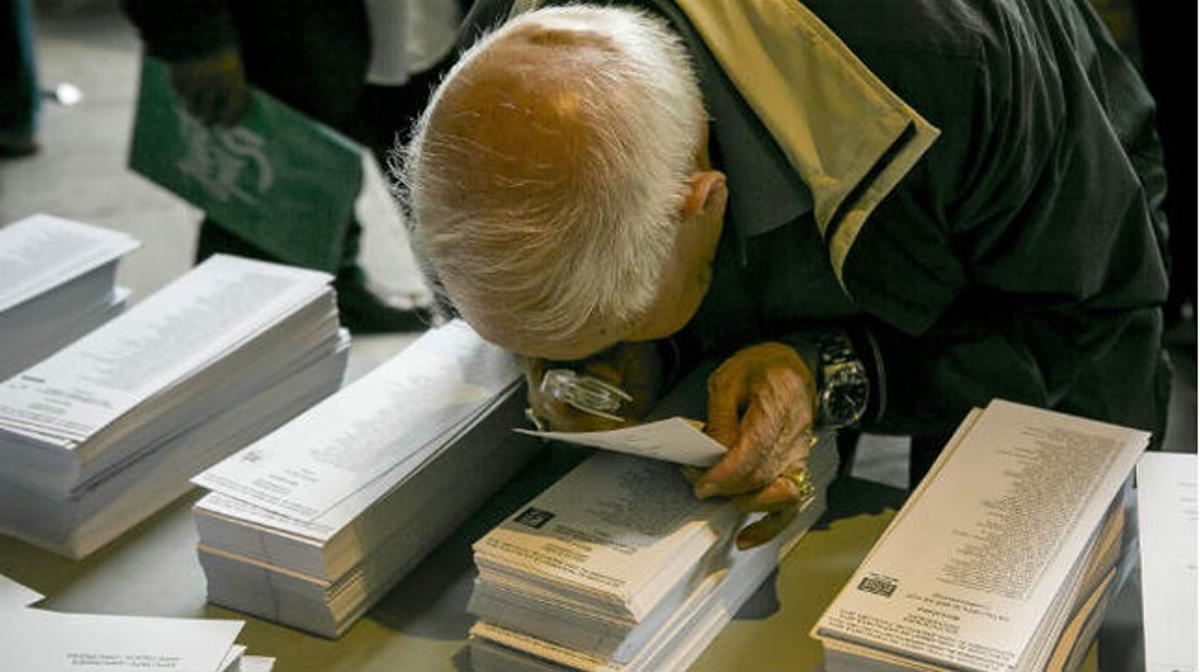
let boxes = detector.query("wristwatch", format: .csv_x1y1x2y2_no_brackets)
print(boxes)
811,331,869,429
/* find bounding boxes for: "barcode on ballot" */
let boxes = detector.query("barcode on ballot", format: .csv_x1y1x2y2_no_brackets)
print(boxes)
856,574,897,598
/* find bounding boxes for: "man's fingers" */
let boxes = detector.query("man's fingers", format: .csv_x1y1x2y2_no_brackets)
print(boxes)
730,475,808,513
736,507,799,550
696,390,783,498
705,369,745,449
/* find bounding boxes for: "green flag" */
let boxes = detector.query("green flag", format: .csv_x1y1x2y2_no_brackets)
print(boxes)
129,57,362,272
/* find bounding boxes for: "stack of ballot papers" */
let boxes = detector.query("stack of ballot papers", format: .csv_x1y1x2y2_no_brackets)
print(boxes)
0,573,275,671
0,214,138,381
0,254,349,558
813,399,1148,672
467,422,840,672
1136,452,1198,672
190,320,534,638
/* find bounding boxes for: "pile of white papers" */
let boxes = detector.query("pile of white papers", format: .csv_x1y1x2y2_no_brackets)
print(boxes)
813,400,1148,672
0,573,274,672
0,254,348,558
467,424,839,671
0,214,138,380
1136,452,1198,672
190,320,533,638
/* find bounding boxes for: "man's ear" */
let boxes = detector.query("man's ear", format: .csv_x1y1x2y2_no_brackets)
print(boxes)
679,170,727,219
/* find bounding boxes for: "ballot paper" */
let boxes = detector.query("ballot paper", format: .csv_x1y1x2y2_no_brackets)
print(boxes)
0,254,332,445
1137,452,1198,672
0,573,42,609
0,215,138,381
0,608,243,672
517,418,727,467
814,400,1148,672
468,436,840,671
0,254,347,557
0,214,139,314
193,319,519,521
190,320,533,637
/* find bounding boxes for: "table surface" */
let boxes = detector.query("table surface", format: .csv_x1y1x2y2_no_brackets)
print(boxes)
0,450,1113,672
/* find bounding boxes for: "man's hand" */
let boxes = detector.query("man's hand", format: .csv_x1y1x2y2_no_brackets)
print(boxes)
524,342,665,432
168,45,249,126
694,342,818,549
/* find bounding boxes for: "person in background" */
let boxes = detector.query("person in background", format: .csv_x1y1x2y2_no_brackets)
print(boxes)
0,0,39,158
121,0,468,332
400,1,1172,548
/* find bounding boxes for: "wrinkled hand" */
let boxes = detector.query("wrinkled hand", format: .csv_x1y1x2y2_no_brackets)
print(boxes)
694,342,818,549
168,45,249,126
524,341,665,433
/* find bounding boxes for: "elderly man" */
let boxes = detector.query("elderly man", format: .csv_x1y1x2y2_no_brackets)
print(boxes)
399,0,1171,548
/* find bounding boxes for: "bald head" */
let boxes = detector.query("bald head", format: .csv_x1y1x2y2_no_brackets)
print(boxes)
400,6,706,355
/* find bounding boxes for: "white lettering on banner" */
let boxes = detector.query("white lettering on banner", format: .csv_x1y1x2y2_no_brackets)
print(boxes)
175,111,274,204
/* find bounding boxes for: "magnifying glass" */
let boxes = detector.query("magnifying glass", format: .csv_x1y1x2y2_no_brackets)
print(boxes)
536,368,633,424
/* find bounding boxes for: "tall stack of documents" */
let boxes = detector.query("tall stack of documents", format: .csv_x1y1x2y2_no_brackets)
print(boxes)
0,254,348,558
1,573,275,671
0,214,138,381
467,430,840,671
813,400,1148,672
190,320,534,638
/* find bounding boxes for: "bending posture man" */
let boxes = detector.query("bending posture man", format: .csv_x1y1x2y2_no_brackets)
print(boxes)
400,1,1171,548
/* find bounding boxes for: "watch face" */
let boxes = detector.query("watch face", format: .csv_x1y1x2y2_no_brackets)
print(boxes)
821,364,869,427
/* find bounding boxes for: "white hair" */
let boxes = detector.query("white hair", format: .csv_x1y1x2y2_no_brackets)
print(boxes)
396,4,705,345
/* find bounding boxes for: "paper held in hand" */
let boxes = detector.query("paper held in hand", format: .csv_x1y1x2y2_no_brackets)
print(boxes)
516,418,726,467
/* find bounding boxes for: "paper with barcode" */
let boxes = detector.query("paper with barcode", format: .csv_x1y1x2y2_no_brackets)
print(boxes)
815,399,1148,672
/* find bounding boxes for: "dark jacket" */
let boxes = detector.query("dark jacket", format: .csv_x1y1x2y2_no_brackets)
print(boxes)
463,0,1173,441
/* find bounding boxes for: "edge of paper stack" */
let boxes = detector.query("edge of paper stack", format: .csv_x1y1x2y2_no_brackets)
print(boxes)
189,319,535,637
811,399,1149,672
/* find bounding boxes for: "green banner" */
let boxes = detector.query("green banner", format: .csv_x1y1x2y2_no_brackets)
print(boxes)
129,57,362,273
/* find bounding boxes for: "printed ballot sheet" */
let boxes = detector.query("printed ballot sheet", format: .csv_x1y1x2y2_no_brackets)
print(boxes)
0,608,243,672
1137,452,1198,672
0,214,139,313
193,320,519,521
0,574,42,609
816,400,1147,672
0,255,330,443
518,417,727,466
474,452,732,617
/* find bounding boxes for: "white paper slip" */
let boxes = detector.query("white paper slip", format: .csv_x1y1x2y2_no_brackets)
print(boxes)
0,608,243,672
517,417,727,467
238,656,275,672
0,573,42,609
1137,452,1198,672
217,645,246,672
0,255,331,442
816,399,1148,672
0,214,140,313
193,319,519,521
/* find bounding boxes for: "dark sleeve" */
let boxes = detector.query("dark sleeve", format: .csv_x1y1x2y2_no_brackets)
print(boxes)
120,0,237,61
833,3,1170,439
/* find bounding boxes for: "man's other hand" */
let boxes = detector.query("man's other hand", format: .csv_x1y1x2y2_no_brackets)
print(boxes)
695,342,818,550
524,341,665,433
168,45,249,127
